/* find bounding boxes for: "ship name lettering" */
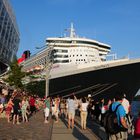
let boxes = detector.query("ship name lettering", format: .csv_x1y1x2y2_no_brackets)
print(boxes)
94,64,109,70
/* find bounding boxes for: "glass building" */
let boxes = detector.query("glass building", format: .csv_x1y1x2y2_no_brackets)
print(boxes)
0,0,20,74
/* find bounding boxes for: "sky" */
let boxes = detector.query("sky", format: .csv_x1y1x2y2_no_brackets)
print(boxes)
10,0,140,59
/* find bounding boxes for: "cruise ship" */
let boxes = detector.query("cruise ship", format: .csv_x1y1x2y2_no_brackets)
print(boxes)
21,24,140,101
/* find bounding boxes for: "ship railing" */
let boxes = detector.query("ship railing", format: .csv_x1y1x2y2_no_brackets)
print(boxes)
106,53,129,61
106,53,117,60
61,83,118,98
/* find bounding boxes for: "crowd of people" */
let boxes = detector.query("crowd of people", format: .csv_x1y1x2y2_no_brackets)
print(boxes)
0,87,140,140
42,93,140,139
0,88,44,124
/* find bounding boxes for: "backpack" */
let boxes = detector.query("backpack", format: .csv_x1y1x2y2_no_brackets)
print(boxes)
103,104,122,134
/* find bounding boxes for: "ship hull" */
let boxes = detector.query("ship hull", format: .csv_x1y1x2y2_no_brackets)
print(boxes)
49,61,140,101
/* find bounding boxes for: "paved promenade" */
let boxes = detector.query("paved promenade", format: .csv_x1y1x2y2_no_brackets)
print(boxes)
51,116,102,140
0,111,53,140
0,111,107,140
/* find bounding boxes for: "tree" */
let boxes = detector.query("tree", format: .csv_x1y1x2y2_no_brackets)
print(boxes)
25,80,45,97
5,58,26,89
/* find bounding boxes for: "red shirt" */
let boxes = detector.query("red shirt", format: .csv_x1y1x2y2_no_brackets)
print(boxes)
29,98,35,106
134,117,140,138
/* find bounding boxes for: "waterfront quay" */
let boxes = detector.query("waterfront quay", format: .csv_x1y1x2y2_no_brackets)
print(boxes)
0,111,53,140
0,110,106,140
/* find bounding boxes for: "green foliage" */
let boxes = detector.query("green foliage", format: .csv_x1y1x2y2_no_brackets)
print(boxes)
4,58,46,97
5,58,26,89
25,80,45,97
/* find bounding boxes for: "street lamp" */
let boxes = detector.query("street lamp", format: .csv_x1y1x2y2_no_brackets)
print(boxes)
36,42,55,97
35,45,46,49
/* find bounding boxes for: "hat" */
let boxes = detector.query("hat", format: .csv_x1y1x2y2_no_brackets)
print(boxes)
88,94,91,98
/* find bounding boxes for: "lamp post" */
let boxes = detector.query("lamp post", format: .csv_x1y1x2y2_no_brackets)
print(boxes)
45,45,54,97
36,42,55,97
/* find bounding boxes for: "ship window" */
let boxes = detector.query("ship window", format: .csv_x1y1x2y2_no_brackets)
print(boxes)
55,49,68,53
53,55,68,58
48,40,71,44
54,60,69,63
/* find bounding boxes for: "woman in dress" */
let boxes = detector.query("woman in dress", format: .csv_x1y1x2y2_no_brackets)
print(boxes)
21,96,29,123
5,97,14,123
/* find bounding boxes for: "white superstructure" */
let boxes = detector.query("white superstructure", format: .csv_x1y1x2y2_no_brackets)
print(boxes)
47,23,111,65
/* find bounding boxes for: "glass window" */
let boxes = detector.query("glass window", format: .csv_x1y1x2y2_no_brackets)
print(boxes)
1,7,5,17
0,1,2,9
54,60,69,63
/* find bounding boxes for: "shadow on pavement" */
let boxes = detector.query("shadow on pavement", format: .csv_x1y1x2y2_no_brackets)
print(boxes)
59,117,96,140
72,127,90,140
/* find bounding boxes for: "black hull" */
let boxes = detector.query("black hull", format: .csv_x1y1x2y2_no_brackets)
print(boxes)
49,62,140,101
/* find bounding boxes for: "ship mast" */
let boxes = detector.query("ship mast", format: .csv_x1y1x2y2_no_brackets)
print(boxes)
69,23,76,38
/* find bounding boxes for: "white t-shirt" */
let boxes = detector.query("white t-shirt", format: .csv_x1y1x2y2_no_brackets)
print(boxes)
81,102,88,112
67,99,76,112
122,98,130,114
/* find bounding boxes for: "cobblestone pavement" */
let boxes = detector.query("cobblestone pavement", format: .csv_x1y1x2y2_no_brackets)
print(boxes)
0,111,53,140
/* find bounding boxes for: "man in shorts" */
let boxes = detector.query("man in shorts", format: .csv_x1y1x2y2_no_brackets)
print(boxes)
67,95,77,129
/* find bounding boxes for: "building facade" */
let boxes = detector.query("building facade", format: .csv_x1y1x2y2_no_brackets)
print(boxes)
0,0,20,74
